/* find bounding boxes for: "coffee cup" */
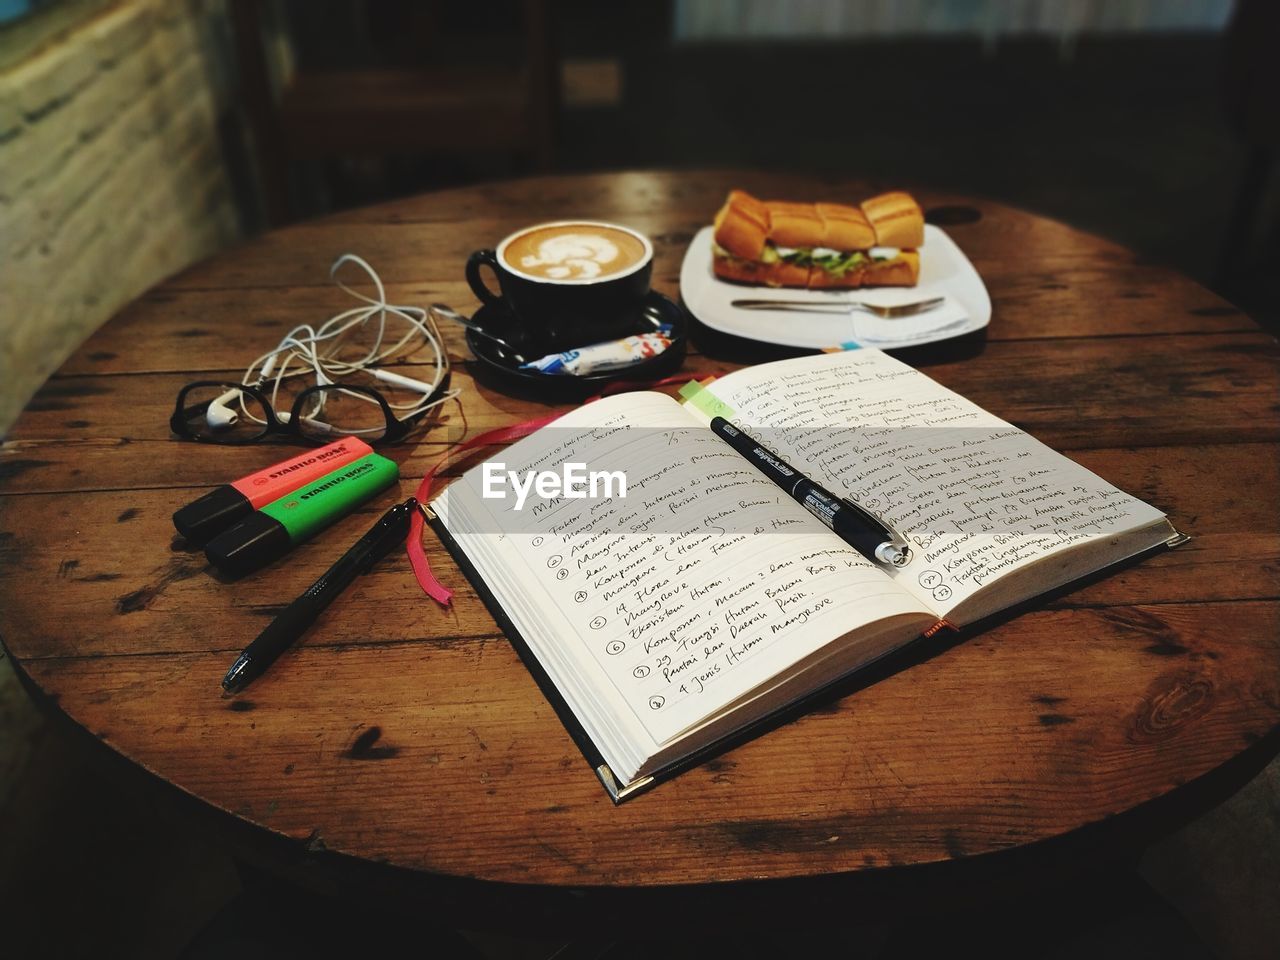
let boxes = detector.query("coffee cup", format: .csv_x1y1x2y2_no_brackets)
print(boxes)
465,220,654,353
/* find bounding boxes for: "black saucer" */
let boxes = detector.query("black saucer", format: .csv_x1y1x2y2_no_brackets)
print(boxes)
465,291,690,401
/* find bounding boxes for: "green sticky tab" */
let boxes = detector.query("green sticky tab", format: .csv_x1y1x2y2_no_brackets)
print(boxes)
677,380,705,403
678,379,736,419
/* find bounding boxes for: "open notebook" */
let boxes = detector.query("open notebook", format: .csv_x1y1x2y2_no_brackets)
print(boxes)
429,350,1183,801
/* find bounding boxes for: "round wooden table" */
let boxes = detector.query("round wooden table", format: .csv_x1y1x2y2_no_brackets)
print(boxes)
2,171,1278,929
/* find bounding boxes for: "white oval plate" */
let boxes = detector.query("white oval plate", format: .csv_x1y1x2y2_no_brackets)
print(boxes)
678,224,991,350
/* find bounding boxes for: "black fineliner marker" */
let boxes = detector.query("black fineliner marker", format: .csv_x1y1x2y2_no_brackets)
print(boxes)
709,416,912,567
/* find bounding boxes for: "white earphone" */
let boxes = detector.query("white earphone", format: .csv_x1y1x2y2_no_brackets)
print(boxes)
206,388,243,430
210,255,458,437
369,368,440,393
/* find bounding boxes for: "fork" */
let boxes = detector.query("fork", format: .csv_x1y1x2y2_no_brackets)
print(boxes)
730,296,945,318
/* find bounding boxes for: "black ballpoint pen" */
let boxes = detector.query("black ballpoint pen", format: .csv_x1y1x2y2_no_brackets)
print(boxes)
221,497,418,693
709,417,912,567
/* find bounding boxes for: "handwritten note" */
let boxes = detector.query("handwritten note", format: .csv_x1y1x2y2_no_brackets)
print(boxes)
436,392,929,746
703,350,1167,617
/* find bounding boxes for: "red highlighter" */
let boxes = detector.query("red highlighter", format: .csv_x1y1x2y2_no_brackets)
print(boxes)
172,438,374,545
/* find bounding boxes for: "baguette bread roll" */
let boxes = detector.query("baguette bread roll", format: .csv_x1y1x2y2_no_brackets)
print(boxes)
711,189,922,289
804,251,921,289
815,203,876,250
861,191,925,248
764,201,823,249
714,249,919,289
807,266,863,290
862,249,920,287
713,190,770,259
712,256,812,288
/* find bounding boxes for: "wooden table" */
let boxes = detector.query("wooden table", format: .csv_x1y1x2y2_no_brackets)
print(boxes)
2,171,1278,930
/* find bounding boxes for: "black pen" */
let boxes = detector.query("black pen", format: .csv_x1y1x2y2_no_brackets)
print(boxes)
221,497,418,693
709,417,912,568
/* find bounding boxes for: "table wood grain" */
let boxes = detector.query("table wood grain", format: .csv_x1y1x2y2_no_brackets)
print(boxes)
2,171,1278,904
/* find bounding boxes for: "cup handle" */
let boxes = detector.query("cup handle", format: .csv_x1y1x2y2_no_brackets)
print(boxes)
465,249,503,307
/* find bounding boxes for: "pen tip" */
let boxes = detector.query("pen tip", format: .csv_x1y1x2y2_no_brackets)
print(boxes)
221,654,250,693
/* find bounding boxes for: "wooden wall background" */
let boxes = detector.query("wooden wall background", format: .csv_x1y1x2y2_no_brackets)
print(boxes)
0,0,242,436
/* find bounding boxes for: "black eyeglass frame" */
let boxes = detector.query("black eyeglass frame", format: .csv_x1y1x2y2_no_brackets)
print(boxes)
169,378,446,445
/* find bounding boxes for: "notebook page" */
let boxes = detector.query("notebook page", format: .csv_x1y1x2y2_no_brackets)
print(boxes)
702,350,1167,618
433,391,930,751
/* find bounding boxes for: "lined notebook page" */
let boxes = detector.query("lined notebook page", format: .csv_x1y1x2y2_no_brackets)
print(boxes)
703,350,1167,619
434,391,930,751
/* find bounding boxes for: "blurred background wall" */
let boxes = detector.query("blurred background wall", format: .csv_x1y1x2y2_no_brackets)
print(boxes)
3,0,1277,718
673,0,1233,39
0,0,242,433
3,0,1277,438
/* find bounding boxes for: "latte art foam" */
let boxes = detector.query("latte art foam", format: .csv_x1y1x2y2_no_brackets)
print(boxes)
520,234,618,280
502,223,648,282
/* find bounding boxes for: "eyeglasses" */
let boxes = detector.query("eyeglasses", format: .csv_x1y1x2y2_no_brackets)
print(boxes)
170,376,448,445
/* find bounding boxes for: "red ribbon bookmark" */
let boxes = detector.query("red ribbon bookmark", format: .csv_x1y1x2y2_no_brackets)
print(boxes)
407,375,692,605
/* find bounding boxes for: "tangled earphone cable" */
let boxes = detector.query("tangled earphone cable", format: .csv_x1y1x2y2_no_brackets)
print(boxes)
224,254,459,434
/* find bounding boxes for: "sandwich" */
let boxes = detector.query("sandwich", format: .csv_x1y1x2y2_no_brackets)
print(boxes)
712,189,925,288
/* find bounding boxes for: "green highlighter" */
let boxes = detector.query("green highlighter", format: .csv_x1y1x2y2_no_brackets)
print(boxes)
205,452,399,577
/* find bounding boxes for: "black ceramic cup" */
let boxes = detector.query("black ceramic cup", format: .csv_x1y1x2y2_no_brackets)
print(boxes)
465,221,654,353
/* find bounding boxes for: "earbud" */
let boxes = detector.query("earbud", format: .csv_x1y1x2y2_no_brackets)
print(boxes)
206,388,243,430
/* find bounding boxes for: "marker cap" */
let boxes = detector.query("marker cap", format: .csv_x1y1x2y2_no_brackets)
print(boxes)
173,486,251,545
204,514,291,578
